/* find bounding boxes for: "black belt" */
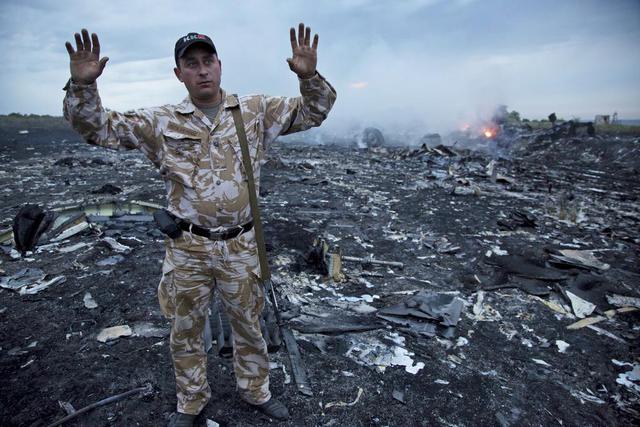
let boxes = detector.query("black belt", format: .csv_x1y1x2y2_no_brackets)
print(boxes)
177,218,254,241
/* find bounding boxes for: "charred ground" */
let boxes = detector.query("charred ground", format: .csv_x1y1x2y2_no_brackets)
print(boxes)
0,118,639,426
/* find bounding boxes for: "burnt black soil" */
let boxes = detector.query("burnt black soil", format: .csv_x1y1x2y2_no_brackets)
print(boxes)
0,122,639,426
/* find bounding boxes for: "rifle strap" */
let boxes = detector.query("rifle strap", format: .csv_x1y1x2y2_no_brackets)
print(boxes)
229,95,271,282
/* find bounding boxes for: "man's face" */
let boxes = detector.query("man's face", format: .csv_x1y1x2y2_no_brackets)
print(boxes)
174,45,222,105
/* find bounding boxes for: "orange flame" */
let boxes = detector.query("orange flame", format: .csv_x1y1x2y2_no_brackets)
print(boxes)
483,129,494,138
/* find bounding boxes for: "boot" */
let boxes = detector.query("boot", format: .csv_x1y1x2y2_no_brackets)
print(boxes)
252,397,290,420
167,412,196,427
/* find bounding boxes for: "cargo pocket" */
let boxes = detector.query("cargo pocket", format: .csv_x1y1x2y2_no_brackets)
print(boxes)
158,258,177,319
160,129,201,187
250,272,266,319
234,228,262,280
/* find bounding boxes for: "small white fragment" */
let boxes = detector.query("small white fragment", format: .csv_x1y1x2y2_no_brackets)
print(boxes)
532,358,551,367
83,292,98,309
351,302,377,314
361,294,375,303
206,420,220,427
97,325,132,343
406,361,425,374
21,358,35,368
566,291,596,318
324,387,364,409
102,237,132,253
455,337,469,348
570,389,605,404
521,339,534,348
50,222,90,242
473,291,485,316
434,379,450,385
491,246,508,256
555,340,570,353
281,363,291,384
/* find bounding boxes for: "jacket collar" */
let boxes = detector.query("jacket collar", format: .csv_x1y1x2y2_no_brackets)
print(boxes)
175,89,237,114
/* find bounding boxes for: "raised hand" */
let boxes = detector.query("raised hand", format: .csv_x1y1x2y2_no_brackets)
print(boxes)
65,29,109,85
287,23,318,79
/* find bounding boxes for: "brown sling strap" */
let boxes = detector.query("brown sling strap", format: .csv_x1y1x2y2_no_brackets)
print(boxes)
229,96,270,282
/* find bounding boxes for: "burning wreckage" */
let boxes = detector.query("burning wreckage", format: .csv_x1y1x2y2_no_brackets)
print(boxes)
0,115,639,426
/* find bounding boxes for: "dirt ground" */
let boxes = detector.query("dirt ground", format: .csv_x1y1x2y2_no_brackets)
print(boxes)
0,120,639,426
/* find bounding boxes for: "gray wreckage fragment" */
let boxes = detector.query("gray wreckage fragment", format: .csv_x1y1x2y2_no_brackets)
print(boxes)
377,291,465,338
1,200,163,250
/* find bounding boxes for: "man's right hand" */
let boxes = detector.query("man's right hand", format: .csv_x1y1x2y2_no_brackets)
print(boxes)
65,28,109,85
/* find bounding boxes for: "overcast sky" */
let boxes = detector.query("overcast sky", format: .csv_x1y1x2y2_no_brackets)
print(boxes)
1,0,639,134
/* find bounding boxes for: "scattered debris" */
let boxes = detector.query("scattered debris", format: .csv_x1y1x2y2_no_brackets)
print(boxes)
342,255,404,269
96,325,133,343
570,389,606,405
281,328,313,397
290,317,383,334
391,389,405,404
100,237,132,253
566,315,606,330
2,118,640,425
531,359,551,367
83,292,98,309
555,340,570,353
565,291,596,318
345,332,425,374
46,383,152,427
607,294,640,309
19,275,66,295
50,222,90,242
324,387,364,409
378,291,464,326
95,255,125,266
615,362,640,393
586,325,627,344
549,249,610,271
12,204,55,255
0,268,46,290
131,322,169,338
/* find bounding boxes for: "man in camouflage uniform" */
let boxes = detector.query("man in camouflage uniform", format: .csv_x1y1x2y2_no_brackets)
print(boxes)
63,25,336,425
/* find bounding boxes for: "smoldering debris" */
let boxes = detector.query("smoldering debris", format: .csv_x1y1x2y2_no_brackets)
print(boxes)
1,119,639,426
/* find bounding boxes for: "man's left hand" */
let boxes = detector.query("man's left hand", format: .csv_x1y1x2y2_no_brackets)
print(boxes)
287,22,318,79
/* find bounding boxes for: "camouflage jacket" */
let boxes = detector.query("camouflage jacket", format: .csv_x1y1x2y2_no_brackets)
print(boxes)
63,73,336,229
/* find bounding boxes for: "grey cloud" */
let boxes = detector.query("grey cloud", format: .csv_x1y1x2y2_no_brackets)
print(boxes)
0,0,638,132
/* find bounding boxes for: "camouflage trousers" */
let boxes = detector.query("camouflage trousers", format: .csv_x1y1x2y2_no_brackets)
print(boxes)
158,228,271,415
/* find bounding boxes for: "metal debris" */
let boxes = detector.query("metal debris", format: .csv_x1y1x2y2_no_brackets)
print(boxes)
19,275,66,295
0,268,46,290
96,325,133,343
324,387,364,409
83,292,98,309
345,332,425,374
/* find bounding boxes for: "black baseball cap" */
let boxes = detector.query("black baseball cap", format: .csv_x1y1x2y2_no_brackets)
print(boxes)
174,32,217,66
